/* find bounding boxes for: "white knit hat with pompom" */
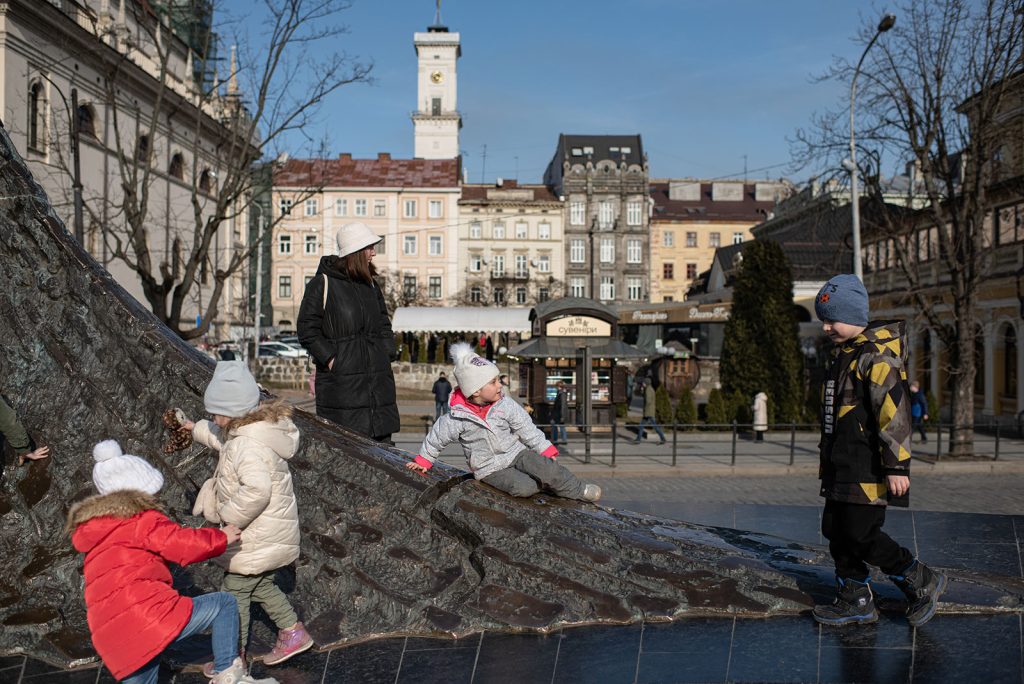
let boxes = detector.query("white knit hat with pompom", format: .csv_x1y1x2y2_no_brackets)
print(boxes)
450,342,499,398
91,440,164,496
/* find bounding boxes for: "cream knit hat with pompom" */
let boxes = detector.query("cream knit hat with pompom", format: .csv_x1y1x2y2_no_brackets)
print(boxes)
91,440,164,496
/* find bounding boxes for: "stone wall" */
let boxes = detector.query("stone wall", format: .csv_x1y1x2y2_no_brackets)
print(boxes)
254,359,457,393
391,362,451,392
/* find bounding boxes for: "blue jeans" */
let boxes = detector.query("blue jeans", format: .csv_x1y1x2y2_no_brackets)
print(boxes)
550,422,567,444
634,417,666,443
122,592,239,684
435,401,450,419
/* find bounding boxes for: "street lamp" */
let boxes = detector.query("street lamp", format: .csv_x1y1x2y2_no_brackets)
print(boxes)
848,13,896,281
250,201,268,365
35,74,84,244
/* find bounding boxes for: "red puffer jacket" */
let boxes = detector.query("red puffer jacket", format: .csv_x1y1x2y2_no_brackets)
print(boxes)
68,490,227,680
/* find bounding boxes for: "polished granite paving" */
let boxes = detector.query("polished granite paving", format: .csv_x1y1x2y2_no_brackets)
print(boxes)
2,503,1022,684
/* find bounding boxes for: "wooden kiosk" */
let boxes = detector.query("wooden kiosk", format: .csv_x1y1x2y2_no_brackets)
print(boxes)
509,298,647,427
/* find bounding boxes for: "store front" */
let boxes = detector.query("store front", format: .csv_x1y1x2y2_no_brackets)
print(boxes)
509,298,646,426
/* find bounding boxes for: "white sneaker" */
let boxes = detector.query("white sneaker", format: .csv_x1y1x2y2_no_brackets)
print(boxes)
582,484,602,502
210,657,279,684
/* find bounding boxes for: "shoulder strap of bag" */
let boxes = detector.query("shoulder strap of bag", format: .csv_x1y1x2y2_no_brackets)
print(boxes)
322,273,328,309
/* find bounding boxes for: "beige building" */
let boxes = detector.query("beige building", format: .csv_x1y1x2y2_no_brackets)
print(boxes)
2,0,253,339
270,155,461,326
649,180,790,302
457,180,564,306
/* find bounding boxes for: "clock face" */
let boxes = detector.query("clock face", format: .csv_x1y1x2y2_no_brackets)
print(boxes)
430,70,444,84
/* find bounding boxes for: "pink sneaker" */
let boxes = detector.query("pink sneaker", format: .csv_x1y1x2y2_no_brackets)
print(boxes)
261,622,313,666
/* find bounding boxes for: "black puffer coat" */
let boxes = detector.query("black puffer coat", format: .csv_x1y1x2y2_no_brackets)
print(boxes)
297,257,399,439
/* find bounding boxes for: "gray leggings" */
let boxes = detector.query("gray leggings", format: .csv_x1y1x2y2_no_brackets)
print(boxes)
481,449,585,500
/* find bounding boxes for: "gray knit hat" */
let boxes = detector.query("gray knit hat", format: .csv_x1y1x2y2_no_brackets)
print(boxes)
92,440,164,496
204,360,260,417
450,342,499,398
814,274,869,326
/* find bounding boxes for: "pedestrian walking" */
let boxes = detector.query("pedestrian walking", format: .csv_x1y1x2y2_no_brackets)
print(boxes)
909,381,929,442
432,372,453,419
633,381,666,445
752,391,768,442
812,274,945,627
550,382,569,445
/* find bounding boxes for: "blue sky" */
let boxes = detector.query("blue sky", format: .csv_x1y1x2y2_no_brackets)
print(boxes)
217,0,888,184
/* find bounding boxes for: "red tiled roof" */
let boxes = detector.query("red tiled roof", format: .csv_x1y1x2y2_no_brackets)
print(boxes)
649,181,781,222
274,155,461,188
459,182,560,203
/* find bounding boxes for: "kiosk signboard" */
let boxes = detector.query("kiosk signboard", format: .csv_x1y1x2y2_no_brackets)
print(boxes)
545,315,611,337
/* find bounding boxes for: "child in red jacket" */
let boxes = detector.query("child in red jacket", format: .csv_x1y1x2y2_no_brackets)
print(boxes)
67,440,274,684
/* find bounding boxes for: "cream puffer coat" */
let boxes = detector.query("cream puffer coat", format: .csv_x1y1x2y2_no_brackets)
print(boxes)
192,403,301,575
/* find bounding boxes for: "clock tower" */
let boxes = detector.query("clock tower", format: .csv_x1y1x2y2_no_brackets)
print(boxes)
412,16,461,159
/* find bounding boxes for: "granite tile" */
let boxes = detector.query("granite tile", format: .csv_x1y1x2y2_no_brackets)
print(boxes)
404,633,480,651
396,642,477,684
636,618,733,683
914,542,1020,576
913,614,1022,683
0,665,21,684
727,617,819,683
818,645,912,684
321,640,403,684
248,648,328,683
734,504,822,545
819,618,914,650
0,658,24,672
472,632,559,684
552,624,642,684
912,511,1016,545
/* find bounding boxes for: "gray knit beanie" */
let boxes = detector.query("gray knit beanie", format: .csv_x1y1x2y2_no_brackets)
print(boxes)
204,361,260,417
814,274,869,326
450,342,499,398
92,440,164,496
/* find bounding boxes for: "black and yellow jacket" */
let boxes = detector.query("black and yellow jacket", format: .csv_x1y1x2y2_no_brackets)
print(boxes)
819,320,912,507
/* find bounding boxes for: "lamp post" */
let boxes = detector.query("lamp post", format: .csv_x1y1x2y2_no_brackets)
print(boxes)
35,74,84,244
250,200,267,366
848,13,896,280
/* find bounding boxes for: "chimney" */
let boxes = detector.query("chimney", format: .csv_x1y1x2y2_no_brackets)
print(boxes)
378,152,391,161
338,153,352,160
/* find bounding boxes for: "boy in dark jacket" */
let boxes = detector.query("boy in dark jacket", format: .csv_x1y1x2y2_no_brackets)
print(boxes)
812,274,945,627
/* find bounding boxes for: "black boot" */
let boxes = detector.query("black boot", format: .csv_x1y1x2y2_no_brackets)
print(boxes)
888,560,947,627
812,576,878,626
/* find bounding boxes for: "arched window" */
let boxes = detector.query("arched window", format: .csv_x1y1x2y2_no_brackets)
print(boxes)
168,153,184,179
1003,324,1017,399
135,134,150,163
76,103,96,139
28,82,45,150
199,168,212,193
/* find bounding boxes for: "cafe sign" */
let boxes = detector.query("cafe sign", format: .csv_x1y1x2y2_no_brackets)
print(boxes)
546,315,611,337
623,303,731,324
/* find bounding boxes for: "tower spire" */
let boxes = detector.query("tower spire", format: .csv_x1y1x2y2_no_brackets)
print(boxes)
434,0,442,27
227,45,240,97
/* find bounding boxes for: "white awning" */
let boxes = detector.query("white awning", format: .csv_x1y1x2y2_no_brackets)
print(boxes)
392,306,532,334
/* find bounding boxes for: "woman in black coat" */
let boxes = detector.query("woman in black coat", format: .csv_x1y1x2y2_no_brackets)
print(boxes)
297,222,400,442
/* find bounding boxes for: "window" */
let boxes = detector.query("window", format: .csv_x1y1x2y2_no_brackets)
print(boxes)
663,230,674,248
996,203,1023,244
538,287,550,302
334,199,347,217
663,262,674,279
278,234,291,254
304,198,318,216
1003,325,1018,398
304,234,317,255
569,276,586,298
515,287,527,304
470,286,482,303
599,238,615,264
515,222,528,240
537,254,550,273
404,199,417,218
599,276,615,301
686,263,697,279
403,235,417,255
355,199,367,216
493,222,506,239
428,276,442,299
470,254,483,272
277,275,292,299
376,236,386,254
403,275,417,299
431,97,441,116
492,254,505,278
469,221,481,239
538,222,551,240
598,201,614,229
373,199,386,217
709,232,721,248
429,200,443,218
626,238,642,264
28,82,45,150
627,277,642,301
664,295,674,302
569,238,586,264
626,201,643,226
168,153,184,179
135,134,150,164
76,103,96,138
429,235,442,256
686,231,697,248
514,254,528,278
570,201,585,226
493,287,505,305
305,274,315,286
279,198,293,216
732,232,744,245
199,169,213,193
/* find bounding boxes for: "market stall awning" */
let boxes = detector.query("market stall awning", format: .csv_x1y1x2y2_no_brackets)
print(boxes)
507,337,648,359
392,306,532,334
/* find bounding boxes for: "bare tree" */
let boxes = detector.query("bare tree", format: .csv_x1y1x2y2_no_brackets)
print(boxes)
377,268,431,312
793,0,1024,456
451,276,563,307
46,0,371,339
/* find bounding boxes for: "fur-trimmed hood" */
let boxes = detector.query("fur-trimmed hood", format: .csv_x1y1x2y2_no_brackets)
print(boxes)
67,490,165,550
224,401,298,462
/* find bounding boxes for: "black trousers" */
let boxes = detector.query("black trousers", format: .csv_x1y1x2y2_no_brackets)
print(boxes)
821,499,913,581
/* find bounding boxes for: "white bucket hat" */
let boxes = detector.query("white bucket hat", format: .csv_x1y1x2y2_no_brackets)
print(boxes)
336,222,382,258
